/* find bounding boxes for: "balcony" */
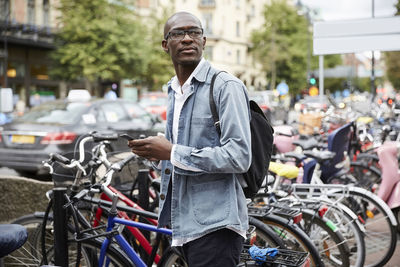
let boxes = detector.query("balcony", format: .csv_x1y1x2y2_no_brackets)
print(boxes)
0,20,55,48
198,0,216,9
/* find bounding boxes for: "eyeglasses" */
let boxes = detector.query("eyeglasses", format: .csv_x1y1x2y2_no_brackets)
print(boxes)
165,28,204,41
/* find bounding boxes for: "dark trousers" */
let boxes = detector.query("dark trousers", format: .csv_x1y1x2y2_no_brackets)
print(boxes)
181,228,244,267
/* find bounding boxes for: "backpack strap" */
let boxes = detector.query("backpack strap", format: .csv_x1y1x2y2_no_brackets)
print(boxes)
209,71,226,136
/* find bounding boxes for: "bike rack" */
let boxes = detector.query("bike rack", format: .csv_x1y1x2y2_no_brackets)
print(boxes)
53,187,69,267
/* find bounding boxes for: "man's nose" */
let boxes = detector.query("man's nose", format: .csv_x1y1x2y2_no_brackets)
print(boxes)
182,32,193,41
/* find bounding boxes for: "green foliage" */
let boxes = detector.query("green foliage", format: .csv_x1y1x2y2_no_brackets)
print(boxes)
383,0,400,90
50,0,149,85
384,52,400,90
250,0,342,95
250,0,309,95
141,7,175,91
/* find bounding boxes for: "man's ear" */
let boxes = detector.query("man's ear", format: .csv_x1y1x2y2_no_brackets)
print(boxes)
162,40,169,53
202,37,206,49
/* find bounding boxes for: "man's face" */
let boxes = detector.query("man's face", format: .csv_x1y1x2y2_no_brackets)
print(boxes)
162,14,206,66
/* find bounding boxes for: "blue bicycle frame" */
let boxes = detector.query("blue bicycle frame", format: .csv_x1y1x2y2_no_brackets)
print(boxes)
99,213,172,267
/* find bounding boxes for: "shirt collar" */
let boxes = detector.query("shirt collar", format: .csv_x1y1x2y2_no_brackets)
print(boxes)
171,58,206,95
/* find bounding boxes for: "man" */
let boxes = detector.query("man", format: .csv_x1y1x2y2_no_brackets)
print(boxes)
128,11,251,266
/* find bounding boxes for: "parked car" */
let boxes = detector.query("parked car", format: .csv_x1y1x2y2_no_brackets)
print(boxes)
0,98,164,177
294,95,331,112
248,91,274,122
139,92,168,120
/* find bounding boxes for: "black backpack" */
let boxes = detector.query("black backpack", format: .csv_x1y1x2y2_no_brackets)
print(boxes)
209,71,274,198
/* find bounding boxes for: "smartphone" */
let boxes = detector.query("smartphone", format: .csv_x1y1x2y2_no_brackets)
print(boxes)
120,133,134,140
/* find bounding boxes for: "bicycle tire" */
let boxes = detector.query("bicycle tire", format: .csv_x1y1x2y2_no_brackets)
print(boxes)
331,186,397,267
349,161,381,190
248,216,286,248
393,207,400,233
7,213,134,267
260,214,324,267
301,209,350,267
4,212,50,266
307,198,366,267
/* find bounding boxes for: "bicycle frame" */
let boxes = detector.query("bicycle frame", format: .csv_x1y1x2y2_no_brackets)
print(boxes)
99,212,172,267
94,186,161,264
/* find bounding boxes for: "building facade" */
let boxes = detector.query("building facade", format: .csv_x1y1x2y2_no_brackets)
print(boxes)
1,0,271,109
0,0,64,107
156,0,270,90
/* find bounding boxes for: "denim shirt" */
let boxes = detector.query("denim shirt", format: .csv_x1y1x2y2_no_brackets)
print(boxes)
158,60,251,240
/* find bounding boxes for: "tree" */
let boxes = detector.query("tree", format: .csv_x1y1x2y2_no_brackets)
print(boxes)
50,0,150,94
250,0,309,95
250,0,341,95
384,0,400,91
141,7,175,91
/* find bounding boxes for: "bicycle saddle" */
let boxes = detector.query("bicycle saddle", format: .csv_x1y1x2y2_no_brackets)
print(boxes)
292,138,322,150
303,150,336,163
0,224,28,258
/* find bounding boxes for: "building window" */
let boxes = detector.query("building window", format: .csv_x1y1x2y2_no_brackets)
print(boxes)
31,63,49,80
27,0,36,24
203,13,213,35
199,0,215,7
236,21,240,37
236,49,241,64
247,4,255,22
43,0,50,26
204,46,213,61
0,0,10,20
7,61,25,78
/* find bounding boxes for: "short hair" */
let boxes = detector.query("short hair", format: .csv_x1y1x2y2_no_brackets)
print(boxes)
164,12,202,38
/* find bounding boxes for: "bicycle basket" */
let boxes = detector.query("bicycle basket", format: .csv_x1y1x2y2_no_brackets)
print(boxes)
240,245,309,267
51,151,93,186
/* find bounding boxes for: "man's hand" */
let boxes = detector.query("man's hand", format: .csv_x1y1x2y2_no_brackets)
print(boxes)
128,135,172,161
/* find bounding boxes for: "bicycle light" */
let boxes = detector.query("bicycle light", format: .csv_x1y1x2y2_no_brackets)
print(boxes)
293,212,303,224
318,205,329,217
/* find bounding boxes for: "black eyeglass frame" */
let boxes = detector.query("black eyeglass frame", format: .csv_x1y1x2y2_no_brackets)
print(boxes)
165,28,204,41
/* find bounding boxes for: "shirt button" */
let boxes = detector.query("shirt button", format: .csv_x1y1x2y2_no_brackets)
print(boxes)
160,194,166,200
165,168,171,175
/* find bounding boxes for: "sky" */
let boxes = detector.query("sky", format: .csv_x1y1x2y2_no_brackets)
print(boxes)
299,0,398,21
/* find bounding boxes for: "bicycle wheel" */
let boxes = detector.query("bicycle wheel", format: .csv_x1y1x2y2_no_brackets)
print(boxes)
248,216,286,248
393,207,400,233
349,161,381,191
260,214,324,267
337,187,397,267
311,200,366,267
4,213,49,266
158,247,188,267
6,213,134,267
301,209,350,267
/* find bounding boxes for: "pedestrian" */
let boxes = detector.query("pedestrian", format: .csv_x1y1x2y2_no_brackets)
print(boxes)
104,86,117,100
128,11,251,267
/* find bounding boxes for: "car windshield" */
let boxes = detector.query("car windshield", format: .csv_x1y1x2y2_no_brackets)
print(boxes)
139,95,167,107
15,101,89,125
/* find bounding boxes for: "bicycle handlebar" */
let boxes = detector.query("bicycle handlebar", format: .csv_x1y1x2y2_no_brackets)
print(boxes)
64,153,138,208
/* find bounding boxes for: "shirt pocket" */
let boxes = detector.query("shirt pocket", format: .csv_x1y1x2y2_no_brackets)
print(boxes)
191,117,219,146
191,179,231,225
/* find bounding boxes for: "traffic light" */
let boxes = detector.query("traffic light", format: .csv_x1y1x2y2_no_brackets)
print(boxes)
309,74,317,86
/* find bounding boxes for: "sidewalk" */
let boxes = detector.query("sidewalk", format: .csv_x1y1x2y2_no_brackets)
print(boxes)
385,233,400,267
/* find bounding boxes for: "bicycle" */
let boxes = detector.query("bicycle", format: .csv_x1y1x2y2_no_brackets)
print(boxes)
263,160,365,267
9,132,309,267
